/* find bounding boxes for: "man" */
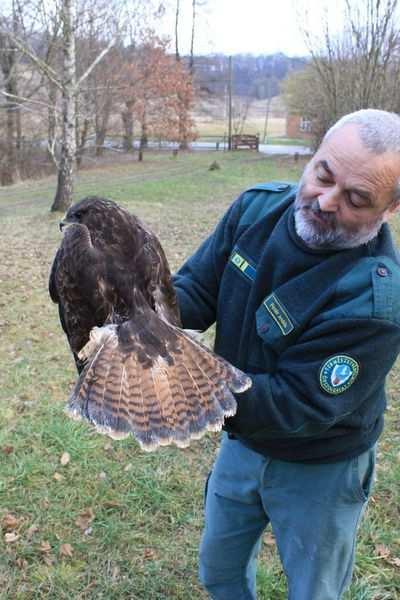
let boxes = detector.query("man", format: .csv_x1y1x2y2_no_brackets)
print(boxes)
173,109,400,600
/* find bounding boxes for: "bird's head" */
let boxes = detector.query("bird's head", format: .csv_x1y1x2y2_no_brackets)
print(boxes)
59,197,121,233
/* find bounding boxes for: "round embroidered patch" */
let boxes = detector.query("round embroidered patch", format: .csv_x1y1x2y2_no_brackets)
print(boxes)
319,355,359,395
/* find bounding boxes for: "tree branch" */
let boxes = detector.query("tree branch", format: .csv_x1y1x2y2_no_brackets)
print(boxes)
75,37,115,88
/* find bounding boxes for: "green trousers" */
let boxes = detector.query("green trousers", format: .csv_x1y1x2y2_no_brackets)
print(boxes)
199,434,376,600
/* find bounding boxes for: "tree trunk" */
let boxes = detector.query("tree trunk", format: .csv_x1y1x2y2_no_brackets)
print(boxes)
121,102,134,152
178,90,190,150
2,82,18,185
175,0,180,61
47,82,58,162
140,110,148,149
76,117,90,168
95,130,106,156
51,0,77,212
189,0,195,76
0,33,19,185
95,96,112,156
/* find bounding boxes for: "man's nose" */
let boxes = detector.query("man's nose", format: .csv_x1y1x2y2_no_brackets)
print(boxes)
318,188,340,212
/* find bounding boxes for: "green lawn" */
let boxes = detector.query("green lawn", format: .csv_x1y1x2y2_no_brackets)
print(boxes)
0,151,399,599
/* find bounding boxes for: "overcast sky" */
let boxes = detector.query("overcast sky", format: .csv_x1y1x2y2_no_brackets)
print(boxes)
158,0,346,57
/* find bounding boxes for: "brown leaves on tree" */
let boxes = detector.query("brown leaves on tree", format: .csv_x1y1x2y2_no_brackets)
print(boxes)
121,37,197,149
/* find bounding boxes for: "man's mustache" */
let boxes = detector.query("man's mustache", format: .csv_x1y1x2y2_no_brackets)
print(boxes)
295,197,336,225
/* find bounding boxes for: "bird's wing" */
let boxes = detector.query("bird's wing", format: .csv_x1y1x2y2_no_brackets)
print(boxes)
140,224,181,327
66,307,251,451
48,223,109,362
49,248,61,303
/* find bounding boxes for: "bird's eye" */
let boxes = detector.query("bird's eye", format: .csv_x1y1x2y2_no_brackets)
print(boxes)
75,211,83,219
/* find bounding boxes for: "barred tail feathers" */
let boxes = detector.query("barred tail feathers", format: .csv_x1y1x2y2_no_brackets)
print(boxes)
66,317,251,451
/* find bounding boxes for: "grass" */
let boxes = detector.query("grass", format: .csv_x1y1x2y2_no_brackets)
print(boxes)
194,117,286,138
0,150,400,599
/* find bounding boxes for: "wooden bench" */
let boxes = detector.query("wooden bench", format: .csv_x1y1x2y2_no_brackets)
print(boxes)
231,134,259,151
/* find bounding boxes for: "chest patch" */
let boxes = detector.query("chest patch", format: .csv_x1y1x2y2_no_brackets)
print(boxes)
263,294,294,335
230,250,257,281
319,355,359,395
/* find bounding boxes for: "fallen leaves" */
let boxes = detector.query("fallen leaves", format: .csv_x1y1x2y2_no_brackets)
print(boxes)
39,540,51,554
38,541,60,566
2,513,22,543
60,452,70,466
26,524,39,541
375,543,400,569
263,532,275,546
75,508,95,533
143,548,157,561
59,543,73,558
1,512,75,564
2,513,20,532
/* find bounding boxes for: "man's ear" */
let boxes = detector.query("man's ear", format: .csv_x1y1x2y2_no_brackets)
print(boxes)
383,201,400,222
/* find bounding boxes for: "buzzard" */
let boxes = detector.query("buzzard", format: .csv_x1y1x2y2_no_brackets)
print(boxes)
49,196,251,451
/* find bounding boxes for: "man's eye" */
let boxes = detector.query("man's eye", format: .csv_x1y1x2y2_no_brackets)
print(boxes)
347,193,366,209
316,175,332,184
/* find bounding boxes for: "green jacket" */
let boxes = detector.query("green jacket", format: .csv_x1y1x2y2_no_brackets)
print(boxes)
173,183,400,462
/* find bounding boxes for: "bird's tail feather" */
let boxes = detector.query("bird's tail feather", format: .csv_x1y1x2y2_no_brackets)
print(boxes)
66,315,251,451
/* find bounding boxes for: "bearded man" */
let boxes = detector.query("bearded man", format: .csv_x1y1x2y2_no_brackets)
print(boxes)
173,109,400,600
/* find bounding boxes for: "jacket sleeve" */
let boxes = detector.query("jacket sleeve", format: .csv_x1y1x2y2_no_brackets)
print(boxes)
225,315,400,439
172,195,244,331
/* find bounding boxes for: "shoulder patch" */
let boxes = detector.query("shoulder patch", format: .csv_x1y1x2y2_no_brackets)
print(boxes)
319,355,359,395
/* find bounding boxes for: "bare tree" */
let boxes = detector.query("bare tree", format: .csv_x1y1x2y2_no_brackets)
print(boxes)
232,96,252,135
289,0,400,146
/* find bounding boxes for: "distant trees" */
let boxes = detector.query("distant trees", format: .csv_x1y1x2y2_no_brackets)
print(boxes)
194,53,306,98
284,0,400,146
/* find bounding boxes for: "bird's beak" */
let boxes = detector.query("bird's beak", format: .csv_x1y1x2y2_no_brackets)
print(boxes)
59,220,66,232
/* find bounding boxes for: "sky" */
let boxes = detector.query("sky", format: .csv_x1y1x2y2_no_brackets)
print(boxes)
158,0,346,57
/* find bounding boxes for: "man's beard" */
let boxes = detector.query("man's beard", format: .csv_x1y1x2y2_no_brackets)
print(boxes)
294,180,384,250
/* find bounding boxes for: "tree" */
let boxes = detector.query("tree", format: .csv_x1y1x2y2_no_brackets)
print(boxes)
232,96,252,135
287,0,400,146
120,36,196,153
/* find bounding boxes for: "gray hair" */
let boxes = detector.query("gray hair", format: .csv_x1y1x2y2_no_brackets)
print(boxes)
324,109,400,204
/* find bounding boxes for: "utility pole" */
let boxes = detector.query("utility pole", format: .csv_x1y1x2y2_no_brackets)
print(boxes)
262,77,271,144
228,55,232,150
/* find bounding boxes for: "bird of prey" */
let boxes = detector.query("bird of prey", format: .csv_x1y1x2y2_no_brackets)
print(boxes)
49,196,251,451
